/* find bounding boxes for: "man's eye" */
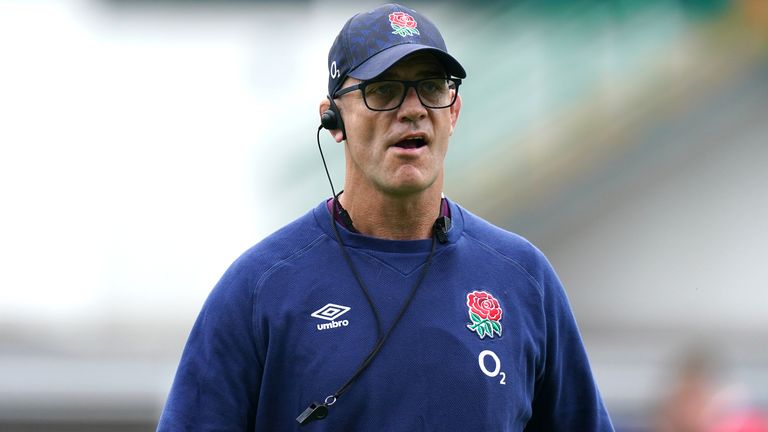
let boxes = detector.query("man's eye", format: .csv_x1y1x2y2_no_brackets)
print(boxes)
420,79,447,93
367,83,396,96
421,81,439,92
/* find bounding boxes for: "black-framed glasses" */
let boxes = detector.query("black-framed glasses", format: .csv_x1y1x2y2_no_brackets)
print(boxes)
333,78,461,111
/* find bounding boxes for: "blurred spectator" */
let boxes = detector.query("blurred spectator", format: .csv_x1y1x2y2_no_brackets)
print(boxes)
655,348,723,432
655,348,768,432
711,409,768,432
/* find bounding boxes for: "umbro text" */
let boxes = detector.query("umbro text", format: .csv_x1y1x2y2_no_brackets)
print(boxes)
316,320,349,331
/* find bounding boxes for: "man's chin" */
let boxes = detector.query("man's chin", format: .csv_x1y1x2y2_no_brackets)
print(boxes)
377,177,439,197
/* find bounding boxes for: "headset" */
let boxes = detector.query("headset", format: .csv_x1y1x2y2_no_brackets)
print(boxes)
298,98,451,425
320,96,346,140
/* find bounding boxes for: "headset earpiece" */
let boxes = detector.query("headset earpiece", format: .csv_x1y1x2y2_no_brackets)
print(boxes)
320,96,346,140
320,109,338,130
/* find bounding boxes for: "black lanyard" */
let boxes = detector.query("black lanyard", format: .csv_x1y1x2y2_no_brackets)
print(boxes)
299,128,443,425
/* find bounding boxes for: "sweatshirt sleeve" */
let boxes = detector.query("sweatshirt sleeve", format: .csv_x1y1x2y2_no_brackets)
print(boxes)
524,255,614,431
157,257,262,431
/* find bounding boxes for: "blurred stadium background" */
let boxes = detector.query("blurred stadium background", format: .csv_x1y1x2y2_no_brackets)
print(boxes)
0,0,766,430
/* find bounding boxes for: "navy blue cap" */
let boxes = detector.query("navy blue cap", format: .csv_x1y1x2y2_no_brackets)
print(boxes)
327,3,466,97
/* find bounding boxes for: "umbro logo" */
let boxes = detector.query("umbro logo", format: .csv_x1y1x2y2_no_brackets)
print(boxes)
311,303,351,331
311,303,350,321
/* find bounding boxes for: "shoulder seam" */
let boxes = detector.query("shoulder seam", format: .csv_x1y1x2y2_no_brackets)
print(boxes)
254,233,328,290
250,232,329,362
462,231,545,299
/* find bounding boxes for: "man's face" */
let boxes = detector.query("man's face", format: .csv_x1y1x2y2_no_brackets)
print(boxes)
335,53,461,197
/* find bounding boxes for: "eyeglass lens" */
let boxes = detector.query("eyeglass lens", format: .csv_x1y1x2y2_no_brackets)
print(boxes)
364,79,457,111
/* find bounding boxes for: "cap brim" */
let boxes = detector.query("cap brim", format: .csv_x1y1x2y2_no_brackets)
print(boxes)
348,44,466,81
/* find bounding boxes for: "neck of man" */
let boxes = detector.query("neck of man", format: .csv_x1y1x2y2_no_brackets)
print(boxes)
338,180,444,241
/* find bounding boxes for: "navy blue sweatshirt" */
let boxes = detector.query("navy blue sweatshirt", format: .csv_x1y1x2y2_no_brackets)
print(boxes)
158,199,613,431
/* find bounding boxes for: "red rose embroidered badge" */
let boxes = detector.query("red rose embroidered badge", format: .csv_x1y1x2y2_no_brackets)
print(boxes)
466,290,503,339
389,12,420,37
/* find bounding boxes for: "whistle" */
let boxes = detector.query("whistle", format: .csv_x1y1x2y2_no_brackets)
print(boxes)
296,402,329,425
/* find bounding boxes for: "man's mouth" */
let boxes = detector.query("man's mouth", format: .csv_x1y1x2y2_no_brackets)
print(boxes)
393,137,427,149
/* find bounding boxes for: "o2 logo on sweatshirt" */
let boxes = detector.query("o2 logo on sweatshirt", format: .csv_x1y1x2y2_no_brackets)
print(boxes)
478,350,506,385
311,303,351,331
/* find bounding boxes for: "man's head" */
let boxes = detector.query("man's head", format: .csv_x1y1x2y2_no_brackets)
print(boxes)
320,4,465,198
325,3,465,98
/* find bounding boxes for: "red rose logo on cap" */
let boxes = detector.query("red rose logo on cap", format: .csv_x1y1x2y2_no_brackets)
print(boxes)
466,290,503,339
389,12,420,37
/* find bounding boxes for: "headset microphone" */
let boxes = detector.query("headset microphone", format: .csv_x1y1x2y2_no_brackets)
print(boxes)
433,216,452,244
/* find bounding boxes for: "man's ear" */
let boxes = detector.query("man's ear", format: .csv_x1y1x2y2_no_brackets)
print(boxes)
319,98,345,143
449,94,462,136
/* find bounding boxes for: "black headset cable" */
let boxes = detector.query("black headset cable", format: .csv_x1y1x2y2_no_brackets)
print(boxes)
299,126,440,425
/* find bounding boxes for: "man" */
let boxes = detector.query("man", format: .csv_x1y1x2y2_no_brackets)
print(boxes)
158,3,614,431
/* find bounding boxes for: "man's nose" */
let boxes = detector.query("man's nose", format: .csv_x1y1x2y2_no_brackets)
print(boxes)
397,87,427,122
